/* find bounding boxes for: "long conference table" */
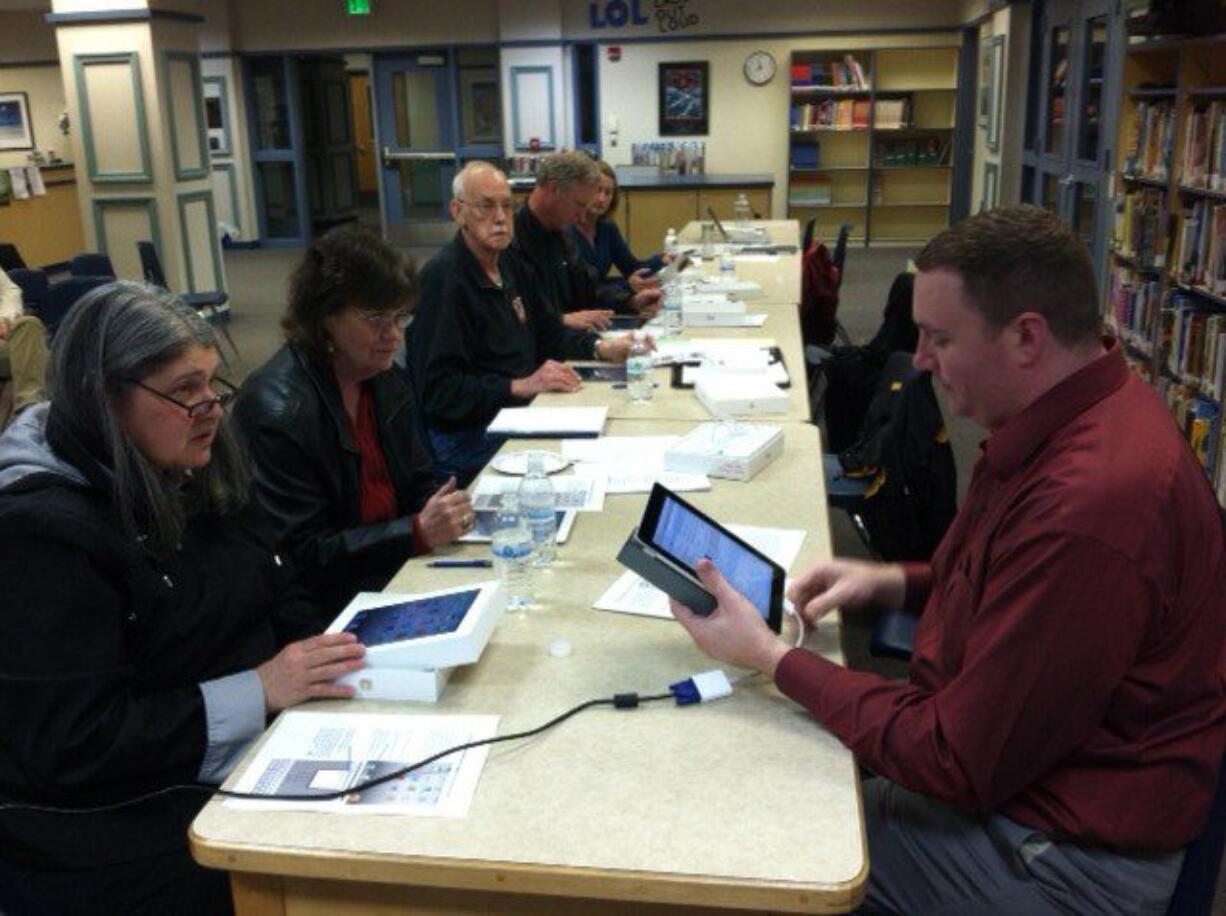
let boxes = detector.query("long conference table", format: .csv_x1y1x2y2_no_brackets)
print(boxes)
189,221,869,914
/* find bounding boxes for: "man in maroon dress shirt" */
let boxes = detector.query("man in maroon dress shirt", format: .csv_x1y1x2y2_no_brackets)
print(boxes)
672,206,1226,914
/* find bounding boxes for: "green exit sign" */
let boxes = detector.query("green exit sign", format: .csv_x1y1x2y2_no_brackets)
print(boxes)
347,0,371,14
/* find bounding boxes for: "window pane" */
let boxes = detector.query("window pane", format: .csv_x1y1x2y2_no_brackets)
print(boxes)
257,161,300,237
250,58,290,150
1045,26,1069,155
575,44,598,147
392,70,442,149
1077,16,1107,162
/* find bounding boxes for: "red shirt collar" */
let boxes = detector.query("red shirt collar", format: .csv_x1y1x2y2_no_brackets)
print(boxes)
981,337,1129,479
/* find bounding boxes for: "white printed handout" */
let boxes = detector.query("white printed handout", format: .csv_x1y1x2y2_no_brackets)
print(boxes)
471,467,608,512
561,436,710,494
224,710,498,816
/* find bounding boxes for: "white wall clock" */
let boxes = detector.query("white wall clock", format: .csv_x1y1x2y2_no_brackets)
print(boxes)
744,50,777,86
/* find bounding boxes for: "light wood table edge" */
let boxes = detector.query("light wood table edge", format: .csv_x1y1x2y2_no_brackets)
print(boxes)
191,827,867,914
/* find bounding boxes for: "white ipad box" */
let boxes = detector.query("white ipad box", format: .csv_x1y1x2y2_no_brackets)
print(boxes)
663,422,785,481
694,372,789,417
325,580,505,702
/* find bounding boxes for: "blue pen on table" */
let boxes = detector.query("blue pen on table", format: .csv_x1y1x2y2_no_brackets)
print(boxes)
427,559,494,568
611,382,660,389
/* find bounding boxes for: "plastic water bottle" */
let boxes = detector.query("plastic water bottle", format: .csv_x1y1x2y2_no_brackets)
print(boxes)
734,193,752,224
718,247,736,280
661,227,682,335
518,451,556,568
626,331,654,404
490,493,534,611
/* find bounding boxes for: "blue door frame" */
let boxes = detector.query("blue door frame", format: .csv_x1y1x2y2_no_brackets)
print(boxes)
244,54,311,248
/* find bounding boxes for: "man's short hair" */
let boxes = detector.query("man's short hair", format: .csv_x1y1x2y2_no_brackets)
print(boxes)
452,161,506,200
915,205,1101,347
536,151,600,191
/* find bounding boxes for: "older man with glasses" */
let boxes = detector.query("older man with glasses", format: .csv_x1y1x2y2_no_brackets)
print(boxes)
408,160,637,485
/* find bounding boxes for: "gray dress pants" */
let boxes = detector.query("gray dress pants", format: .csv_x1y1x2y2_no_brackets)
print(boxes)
858,777,1184,915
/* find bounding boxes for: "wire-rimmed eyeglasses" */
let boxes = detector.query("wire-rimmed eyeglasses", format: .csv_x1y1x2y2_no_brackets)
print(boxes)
457,197,515,218
356,308,413,330
128,376,239,419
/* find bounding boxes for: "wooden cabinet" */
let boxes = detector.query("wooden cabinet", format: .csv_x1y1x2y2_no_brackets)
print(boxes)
624,189,696,256
0,166,85,268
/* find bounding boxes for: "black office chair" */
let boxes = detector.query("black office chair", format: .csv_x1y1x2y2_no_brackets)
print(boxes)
69,251,116,279
7,268,50,326
136,240,240,362
0,242,26,272
1166,749,1226,915
42,275,111,336
822,351,957,659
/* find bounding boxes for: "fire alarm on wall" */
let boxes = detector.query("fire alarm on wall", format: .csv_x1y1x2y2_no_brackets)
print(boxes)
607,46,621,62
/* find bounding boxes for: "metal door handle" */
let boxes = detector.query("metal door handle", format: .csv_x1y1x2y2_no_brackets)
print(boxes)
382,147,457,167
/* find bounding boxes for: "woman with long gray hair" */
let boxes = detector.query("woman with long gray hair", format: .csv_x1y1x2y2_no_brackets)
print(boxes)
0,282,366,916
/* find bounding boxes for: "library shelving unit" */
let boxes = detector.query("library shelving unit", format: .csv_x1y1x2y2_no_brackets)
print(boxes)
1106,30,1226,505
787,46,958,247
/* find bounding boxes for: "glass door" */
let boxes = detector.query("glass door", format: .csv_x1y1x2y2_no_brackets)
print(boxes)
373,52,458,243
1023,0,1120,278
245,55,310,246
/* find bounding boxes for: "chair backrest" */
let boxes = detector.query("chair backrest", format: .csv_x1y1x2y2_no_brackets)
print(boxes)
44,275,110,334
801,217,817,254
0,242,26,272
831,223,851,282
136,240,167,288
1166,750,1226,915
69,252,116,279
800,240,841,348
7,267,50,322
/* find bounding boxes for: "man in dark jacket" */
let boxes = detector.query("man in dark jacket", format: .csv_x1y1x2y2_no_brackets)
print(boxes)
409,161,635,483
508,150,660,332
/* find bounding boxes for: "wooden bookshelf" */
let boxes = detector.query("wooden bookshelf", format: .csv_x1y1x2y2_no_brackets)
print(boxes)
788,45,957,247
1106,30,1226,504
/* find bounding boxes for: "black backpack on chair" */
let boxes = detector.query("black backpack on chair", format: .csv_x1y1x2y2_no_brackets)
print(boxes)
838,351,957,562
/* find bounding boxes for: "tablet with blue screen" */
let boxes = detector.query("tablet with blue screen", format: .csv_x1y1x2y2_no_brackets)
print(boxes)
623,483,783,632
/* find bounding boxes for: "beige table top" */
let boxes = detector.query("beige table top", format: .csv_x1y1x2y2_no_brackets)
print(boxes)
190,421,866,913
676,220,801,308
536,302,811,424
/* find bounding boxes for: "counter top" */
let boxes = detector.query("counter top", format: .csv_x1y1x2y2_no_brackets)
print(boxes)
615,170,774,189
507,172,775,191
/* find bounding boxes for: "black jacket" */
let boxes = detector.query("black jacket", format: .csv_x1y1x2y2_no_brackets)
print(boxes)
234,344,439,625
0,405,299,872
508,204,630,317
408,232,598,432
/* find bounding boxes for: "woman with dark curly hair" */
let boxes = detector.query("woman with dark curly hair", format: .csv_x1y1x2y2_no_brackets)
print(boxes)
235,224,472,630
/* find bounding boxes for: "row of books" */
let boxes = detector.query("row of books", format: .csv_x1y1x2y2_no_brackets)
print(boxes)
1164,294,1226,397
1113,188,1170,268
1122,101,1176,179
1107,264,1162,352
1126,360,1226,502
788,175,833,206
874,99,911,130
1175,198,1226,294
1182,101,1226,191
790,55,868,89
791,99,870,131
875,137,948,167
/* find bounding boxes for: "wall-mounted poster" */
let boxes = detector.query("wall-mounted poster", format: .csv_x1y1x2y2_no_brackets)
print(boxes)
658,61,708,136
460,70,501,145
0,92,34,151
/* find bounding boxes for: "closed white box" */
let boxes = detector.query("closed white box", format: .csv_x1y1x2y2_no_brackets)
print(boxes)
694,373,789,417
663,422,785,481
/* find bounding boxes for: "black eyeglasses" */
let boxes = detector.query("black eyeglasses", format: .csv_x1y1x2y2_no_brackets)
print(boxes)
456,197,515,218
128,376,238,419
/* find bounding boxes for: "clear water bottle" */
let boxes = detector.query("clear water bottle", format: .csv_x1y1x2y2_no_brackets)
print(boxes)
718,247,736,280
662,277,682,335
734,193,752,224
625,331,654,404
490,492,534,611
662,226,678,257
518,451,556,568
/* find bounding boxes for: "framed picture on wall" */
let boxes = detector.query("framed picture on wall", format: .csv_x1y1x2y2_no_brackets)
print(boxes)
0,92,35,151
459,70,501,146
658,61,709,136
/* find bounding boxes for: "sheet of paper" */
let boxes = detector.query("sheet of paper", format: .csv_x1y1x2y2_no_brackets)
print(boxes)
593,524,807,620
224,710,498,816
653,337,776,366
593,569,672,619
560,436,708,494
487,406,607,438
736,253,781,262
471,467,607,512
8,167,28,200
